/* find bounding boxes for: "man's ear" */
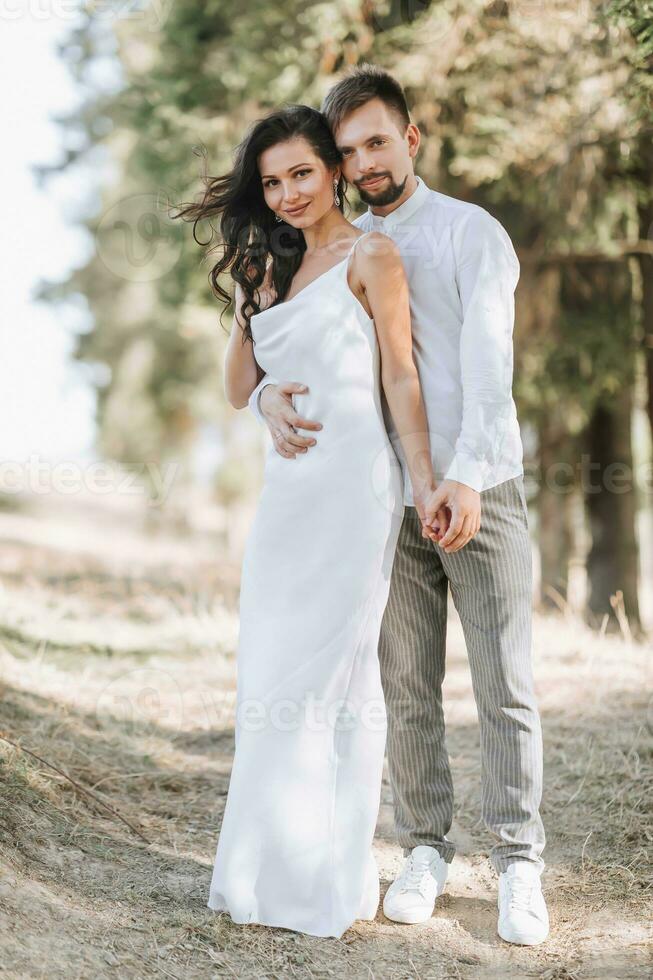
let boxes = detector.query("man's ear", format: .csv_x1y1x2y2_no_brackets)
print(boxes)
406,123,421,159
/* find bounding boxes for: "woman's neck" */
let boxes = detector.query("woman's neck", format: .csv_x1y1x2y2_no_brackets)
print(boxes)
301,207,354,255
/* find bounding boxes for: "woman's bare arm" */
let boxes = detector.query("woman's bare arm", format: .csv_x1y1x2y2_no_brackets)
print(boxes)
224,264,278,409
354,231,436,508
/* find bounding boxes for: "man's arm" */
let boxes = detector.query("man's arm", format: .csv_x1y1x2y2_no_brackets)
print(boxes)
445,208,520,493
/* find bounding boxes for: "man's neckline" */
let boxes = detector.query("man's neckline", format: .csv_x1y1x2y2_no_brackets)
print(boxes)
367,175,429,229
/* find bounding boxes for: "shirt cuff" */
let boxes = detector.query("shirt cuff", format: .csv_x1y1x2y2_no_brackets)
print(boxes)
247,375,278,425
444,453,487,493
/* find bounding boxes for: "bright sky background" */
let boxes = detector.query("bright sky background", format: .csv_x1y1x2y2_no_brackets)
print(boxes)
0,11,97,465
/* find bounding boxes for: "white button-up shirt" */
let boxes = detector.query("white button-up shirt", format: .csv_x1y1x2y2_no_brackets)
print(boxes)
248,176,524,505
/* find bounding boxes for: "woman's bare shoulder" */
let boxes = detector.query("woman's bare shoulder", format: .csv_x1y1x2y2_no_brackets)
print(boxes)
353,230,402,272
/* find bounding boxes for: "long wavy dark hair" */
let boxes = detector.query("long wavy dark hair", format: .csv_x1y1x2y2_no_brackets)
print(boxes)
174,105,346,343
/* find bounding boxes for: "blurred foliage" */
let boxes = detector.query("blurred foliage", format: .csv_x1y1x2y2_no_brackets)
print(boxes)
41,1,650,512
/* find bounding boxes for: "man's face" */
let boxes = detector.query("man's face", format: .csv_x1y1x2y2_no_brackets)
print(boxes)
333,98,419,207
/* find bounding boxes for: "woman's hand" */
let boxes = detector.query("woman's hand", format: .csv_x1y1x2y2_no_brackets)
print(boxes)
421,480,481,554
412,485,449,544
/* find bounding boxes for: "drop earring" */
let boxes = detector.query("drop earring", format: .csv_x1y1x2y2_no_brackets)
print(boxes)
275,213,282,222
333,179,340,207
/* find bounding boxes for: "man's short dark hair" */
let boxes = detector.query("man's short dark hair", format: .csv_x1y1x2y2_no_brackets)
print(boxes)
321,64,411,135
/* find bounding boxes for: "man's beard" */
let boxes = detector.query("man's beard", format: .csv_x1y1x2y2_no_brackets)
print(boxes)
356,172,408,207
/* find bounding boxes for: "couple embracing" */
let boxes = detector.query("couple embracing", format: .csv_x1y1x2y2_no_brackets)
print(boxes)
180,64,548,946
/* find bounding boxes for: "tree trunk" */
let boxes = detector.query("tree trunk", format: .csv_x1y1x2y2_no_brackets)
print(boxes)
637,148,653,455
584,390,641,634
538,413,575,610
575,258,642,634
516,261,575,610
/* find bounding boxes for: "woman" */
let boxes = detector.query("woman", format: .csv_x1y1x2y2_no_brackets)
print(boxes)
177,105,441,938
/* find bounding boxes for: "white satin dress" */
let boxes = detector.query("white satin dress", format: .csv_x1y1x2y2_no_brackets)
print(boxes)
207,234,404,938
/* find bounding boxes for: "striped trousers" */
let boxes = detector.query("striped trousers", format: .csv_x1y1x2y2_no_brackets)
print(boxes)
378,476,545,875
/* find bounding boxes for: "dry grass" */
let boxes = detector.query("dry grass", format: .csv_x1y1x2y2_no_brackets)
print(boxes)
0,489,651,979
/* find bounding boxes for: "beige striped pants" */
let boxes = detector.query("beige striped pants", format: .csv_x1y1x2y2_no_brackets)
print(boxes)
378,476,546,874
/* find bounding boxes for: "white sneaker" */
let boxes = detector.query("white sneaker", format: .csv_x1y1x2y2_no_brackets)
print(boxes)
383,845,449,924
497,861,549,945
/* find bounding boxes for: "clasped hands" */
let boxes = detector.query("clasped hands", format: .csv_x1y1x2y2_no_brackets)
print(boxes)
413,480,481,555
259,381,481,554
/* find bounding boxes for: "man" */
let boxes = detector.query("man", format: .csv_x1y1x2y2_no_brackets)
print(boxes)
247,65,548,946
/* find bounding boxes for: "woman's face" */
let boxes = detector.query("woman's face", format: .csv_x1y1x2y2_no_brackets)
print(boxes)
259,137,338,228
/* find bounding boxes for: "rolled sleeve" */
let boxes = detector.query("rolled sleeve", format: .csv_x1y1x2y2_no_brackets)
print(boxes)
445,210,520,492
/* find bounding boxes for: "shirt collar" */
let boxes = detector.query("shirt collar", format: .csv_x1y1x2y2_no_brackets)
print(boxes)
367,175,430,230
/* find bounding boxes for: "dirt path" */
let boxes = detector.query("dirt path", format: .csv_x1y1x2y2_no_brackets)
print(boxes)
0,492,651,978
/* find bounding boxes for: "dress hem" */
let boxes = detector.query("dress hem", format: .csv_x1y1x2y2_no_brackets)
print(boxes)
206,899,374,939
